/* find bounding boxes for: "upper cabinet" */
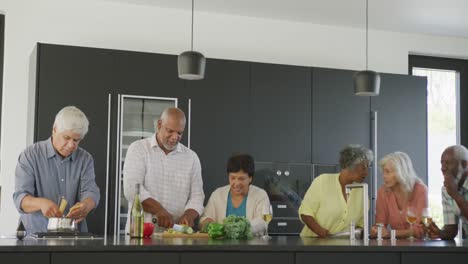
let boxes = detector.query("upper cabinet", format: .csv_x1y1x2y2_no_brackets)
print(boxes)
311,67,371,165
185,59,251,199
250,63,312,163
114,51,184,98
371,73,427,185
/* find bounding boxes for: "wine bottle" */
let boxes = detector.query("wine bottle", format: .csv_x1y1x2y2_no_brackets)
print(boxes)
130,183,144,238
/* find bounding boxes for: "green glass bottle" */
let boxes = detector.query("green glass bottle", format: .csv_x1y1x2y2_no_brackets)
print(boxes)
130,183,144,238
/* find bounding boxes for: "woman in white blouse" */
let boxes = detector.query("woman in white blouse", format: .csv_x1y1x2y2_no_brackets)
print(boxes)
199,154,271,235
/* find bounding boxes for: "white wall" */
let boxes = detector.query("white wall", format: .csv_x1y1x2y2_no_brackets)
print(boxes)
1,0,468,234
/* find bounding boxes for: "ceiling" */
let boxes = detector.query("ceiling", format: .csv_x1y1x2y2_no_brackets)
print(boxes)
104,0,468,38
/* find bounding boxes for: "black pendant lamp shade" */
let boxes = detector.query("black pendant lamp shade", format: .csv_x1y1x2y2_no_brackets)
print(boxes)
354,0,380,96
178,0,206,80
354,70,380,96
178,51,206,80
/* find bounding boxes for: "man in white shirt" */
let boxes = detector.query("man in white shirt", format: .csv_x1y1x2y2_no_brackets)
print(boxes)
123,107,204,230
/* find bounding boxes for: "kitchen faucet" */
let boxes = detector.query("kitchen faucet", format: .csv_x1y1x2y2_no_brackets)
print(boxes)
345,183,369,241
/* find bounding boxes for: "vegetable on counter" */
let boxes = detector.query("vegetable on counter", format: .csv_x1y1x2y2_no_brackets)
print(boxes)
223,215,253,240
205,216,253,240
207,223,225,239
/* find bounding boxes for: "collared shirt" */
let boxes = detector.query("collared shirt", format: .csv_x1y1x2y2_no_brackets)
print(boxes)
13,138,100,234
298,173,365,237
123,134,204,230
442,176,468,235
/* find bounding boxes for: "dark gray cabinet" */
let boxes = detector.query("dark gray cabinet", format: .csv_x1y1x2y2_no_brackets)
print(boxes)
311,67,371,164
181,252,294,264
185,59,251,202
52,252,178,264
251,63,311,163
297,252,400,264
114,50,185,99
402,253,468,264
371,73,428,186
0,253,49,264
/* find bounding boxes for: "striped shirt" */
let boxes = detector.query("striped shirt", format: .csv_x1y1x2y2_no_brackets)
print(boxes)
442,177,468,235
123,134,204,230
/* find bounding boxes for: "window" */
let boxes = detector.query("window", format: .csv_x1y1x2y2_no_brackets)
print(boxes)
410,55,468,227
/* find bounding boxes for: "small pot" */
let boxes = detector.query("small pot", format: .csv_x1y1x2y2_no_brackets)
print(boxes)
47,217,77,232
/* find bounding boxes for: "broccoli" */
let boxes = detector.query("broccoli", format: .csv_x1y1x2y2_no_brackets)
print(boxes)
223,215,253,240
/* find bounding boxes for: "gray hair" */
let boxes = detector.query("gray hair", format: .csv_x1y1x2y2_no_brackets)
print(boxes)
446,145,468,162
53,106,89,138
379,151,421,194
339,144,373,169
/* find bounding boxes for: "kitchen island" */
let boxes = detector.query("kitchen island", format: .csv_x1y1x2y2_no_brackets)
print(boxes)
1,235,467,264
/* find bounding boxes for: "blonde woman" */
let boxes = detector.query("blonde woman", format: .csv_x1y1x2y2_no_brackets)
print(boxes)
371,152,428,239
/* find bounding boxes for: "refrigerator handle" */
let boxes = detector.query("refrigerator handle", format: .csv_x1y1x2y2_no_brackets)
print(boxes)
114,94,122,238
188,98,192,149
104,94,112,238
371,110,378,226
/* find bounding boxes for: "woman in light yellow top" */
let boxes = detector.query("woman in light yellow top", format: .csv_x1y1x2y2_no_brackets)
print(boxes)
299,144,373,237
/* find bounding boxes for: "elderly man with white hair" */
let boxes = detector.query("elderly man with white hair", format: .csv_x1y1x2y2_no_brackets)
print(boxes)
13,106,100,234
428,144,468,240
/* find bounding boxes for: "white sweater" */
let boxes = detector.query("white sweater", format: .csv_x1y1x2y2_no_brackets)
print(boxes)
200,185,271,235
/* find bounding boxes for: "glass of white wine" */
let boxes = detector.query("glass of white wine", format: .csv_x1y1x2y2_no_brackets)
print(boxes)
262,205,273,240
406,206,417,240
422,208,432,240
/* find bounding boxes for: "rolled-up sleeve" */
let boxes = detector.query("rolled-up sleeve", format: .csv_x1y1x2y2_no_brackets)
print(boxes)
298,178,321,221
13,151,37,213
80,155,100,208
184,154,205,216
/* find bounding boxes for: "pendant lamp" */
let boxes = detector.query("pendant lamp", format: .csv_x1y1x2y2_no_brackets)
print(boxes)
354,0,380,96
178,0,206,80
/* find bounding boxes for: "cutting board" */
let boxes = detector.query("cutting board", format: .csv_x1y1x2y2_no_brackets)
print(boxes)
161,231,209,238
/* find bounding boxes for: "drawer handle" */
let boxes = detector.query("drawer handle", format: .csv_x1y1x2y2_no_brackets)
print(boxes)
277,205,287,209
277,222,287,227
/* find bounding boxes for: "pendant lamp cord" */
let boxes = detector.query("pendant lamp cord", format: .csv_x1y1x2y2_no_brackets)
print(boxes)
191,0,194,51
365,0,368,70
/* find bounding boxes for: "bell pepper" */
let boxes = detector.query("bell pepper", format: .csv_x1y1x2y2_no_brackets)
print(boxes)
207,223,225,239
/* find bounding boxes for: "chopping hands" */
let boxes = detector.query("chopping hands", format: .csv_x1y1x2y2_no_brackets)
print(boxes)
154,208,174,228
177,209,199,227
153,208,199,228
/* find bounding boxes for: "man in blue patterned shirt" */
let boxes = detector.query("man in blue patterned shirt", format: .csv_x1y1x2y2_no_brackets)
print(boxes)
428,145,468,240
13,106,100,234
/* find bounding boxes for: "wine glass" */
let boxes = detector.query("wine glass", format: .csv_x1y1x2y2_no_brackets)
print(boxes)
406,206,417,240
262,205,273,240
422,208,432,240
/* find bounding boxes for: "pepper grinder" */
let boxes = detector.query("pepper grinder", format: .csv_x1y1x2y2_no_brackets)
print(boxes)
16,221,27,240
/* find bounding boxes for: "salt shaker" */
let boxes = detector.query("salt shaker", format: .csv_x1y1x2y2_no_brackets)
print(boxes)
349,220,356,241
376,223,384,241
457,218,463,240
390,229,396,241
